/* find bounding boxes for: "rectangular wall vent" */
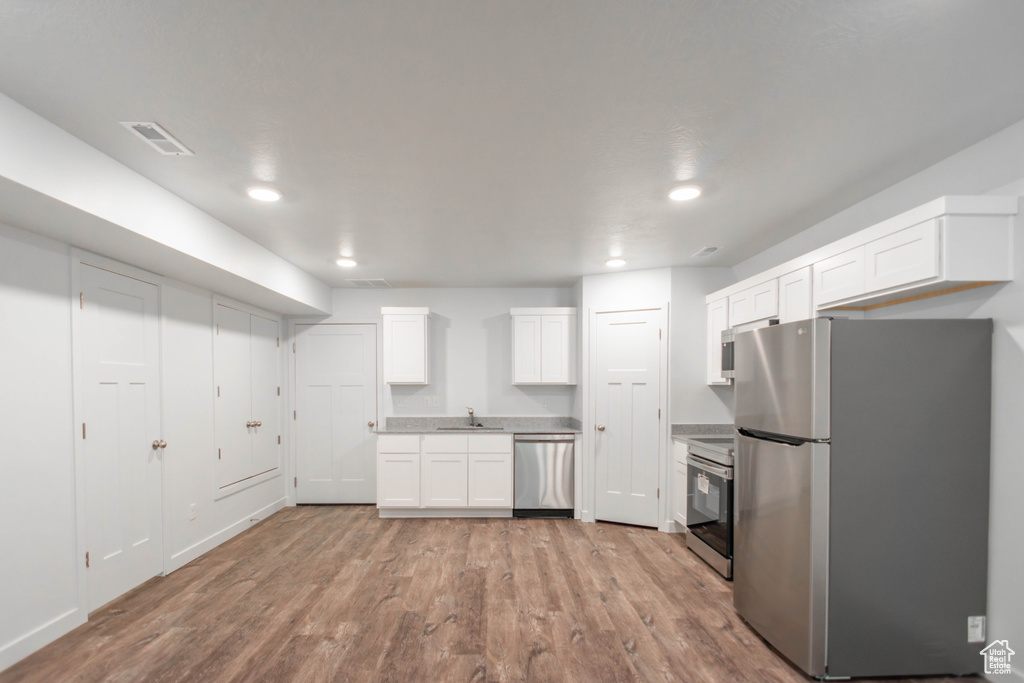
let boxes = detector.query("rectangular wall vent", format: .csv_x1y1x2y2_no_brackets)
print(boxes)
691,246,719,258
347,279,393,289
119,121,194,156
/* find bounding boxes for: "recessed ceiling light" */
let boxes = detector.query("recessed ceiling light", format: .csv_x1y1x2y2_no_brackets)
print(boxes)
336,258,358,268
605,258,627,268
669,185,702,201
247,187,282,202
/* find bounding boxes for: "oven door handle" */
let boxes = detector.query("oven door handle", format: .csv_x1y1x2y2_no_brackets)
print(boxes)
686,455,733,480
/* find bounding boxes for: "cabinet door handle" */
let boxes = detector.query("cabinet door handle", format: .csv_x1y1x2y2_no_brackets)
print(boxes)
152,440,161,450
255,421,262,427
596,424,606,431
159,440,167,449
368,420,376,428
246,421,253,428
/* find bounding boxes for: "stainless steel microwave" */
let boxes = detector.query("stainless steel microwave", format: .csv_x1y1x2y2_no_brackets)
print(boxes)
721,319,779,379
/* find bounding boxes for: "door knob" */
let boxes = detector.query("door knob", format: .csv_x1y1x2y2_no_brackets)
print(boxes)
159,440,167,449
597,424,606,431
368,420,376,428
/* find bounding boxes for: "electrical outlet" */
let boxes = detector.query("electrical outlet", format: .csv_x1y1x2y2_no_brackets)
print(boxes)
396,397,406,407
189,503,197,521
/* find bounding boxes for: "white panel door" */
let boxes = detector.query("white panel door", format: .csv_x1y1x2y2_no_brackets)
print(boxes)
296,324,378,503
214,304,253,489
594,308,662,527
250,315,280,476
81,264,162,611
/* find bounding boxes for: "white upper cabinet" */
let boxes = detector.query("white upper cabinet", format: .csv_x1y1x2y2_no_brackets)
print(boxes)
511,308,577,385
813,246,866,307
728,279,778,326
706,296,730,386
778,267,813,323
863,219,938,293
382,307,428,384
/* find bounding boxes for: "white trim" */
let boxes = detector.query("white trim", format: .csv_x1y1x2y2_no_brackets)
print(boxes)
377,508,513,518
166,497,288,573
706,195,1019,303
509,307,577,316
380,306,429,315
0,607,86,672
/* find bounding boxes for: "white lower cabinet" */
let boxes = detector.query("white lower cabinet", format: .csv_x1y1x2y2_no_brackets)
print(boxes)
423,453,469,507
378,433,513,514
377,435,421,507
671,440,688,527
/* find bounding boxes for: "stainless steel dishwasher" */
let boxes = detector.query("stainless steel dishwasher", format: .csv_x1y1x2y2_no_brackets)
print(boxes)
513,434,574,518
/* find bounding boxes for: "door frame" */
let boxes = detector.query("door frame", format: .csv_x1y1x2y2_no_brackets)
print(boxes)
583,304,671,530
70,248,166,615
286,318,383,507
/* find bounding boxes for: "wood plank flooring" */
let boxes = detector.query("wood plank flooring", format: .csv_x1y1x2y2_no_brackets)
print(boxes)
2,506,980,682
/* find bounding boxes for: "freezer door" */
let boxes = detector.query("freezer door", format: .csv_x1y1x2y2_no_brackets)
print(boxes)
734,318,830,440
733,433,829,677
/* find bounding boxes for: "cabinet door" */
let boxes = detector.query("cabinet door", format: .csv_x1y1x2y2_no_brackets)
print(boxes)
672,455,687,526
383,314,427,384
728,290,753,327
864,220,938,292
422,453,468,507
541,314,576,384
214,304,253,489
706,298,729,386
748,280,779,322
513,315,542,383
778,267,813,323
469,452,513,507
250,315,280,475
377,452,421,507
814,246,866,306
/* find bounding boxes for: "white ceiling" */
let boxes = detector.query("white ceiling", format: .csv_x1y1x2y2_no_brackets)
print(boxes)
2,1,1024,288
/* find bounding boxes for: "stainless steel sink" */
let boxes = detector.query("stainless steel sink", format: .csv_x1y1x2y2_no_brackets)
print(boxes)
436,426,504,432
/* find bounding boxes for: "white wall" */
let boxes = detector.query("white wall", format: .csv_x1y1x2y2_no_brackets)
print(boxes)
0,225,81,669
161,282,287,572
323,287,576,419
731,120,1024,682
669,266,734,425
0,222,288,671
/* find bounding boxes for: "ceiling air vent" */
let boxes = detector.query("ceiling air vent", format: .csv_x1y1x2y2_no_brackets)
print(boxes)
119,122,194,156
691,246,719,258
347,279,392,289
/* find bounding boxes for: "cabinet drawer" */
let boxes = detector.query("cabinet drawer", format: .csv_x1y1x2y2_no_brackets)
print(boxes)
377,434,421,453
468,434,512,453
422,434,468,453
864,220,938,292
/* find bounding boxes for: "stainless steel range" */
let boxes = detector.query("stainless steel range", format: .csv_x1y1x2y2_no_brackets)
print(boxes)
683,436,735,579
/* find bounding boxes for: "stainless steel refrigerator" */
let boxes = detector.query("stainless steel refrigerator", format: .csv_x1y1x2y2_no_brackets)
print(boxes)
733,318,992,678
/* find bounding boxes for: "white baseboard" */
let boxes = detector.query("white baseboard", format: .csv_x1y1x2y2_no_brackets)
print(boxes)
167,497,288,573
378,507,513,518
0,607,85,673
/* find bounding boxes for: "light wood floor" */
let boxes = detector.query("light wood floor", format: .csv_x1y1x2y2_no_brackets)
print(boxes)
2,506,979,682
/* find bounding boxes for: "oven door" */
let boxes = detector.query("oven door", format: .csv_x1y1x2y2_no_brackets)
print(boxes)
686,453,734,574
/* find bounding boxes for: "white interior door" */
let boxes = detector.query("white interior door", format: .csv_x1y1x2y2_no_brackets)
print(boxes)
214,304,253,489
80,264,163,611
250,314,280,476
593,308,662,527
295,324,378,503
